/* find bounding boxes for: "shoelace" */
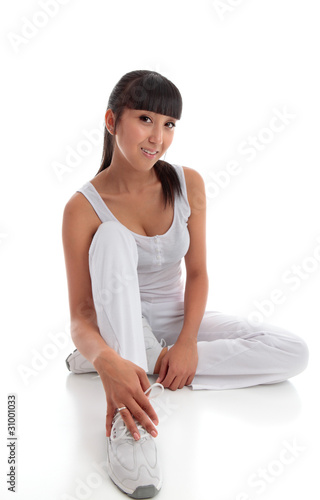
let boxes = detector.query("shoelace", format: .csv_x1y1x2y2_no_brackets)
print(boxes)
111,382,164,442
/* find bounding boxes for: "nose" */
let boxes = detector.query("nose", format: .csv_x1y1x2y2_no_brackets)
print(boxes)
148,123,163,146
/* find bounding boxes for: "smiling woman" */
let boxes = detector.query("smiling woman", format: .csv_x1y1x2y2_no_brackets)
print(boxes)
103,107,178,185
97,70,183,208
62,69,309,499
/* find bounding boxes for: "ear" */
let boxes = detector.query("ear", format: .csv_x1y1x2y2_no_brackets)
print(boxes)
105,109,115,134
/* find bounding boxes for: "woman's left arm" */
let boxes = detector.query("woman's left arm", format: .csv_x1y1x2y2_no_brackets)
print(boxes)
157,167,209,390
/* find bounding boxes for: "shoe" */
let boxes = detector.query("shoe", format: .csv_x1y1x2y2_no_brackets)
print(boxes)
65,316,166,375
142,316,166,375
106,383,164,498
65,348,97,374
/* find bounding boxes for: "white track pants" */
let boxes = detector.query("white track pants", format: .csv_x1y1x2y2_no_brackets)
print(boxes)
77,221,309,390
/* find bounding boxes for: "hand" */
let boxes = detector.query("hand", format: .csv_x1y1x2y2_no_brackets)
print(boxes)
156,337,198,391
94,353,159,440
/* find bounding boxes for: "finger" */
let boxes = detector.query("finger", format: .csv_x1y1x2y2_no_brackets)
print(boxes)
178,377,188,389
162,371,177,389
136,391,159,426
116,407,142,440
186,374,195,386
170,376,185,391
138,370,152,394
157,357,169,383
180,373,193,388
136,373,159,425
121,401,158,440
106,406,116,437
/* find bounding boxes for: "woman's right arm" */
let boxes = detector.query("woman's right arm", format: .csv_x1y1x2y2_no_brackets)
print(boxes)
62,194,159,439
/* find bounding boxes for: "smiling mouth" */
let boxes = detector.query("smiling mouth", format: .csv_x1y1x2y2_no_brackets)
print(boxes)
141,148,158,155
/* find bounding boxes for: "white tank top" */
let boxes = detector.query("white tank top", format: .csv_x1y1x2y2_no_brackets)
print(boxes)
77,163,191,303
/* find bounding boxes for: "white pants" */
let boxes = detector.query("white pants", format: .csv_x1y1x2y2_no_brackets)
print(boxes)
80,221,309,390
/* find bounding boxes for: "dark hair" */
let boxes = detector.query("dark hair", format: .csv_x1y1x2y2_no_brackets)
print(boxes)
96,70,183,208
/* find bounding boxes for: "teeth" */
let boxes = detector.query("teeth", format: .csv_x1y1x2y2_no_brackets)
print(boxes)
142,148,157,155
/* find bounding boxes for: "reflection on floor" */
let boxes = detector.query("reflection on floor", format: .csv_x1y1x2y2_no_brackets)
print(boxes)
5,351,317,500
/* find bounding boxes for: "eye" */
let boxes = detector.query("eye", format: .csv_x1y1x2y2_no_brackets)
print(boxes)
139,115,176,129
139,115,152,123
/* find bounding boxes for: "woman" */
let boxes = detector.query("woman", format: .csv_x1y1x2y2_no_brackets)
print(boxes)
62,70,309,499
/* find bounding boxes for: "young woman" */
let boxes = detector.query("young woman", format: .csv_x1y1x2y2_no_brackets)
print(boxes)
62,70,309,499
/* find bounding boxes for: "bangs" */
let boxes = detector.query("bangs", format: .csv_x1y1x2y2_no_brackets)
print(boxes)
123,73,182,120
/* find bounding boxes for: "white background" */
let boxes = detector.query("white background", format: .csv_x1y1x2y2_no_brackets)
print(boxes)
1,0,319,499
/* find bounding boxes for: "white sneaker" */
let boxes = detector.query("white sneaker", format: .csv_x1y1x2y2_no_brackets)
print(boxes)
65,316,166,375
65,348,97,374
106,383,164,498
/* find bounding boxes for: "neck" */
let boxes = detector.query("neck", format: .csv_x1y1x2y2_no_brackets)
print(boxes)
102,154,158,194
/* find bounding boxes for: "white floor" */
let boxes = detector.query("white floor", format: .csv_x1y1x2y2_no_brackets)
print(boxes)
2,2,320,499
2,332,318,500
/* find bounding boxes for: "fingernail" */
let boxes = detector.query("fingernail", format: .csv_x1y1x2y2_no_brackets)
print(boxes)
156,377,160,383
151,430,157,437
152,419,158,426
133,433,140,441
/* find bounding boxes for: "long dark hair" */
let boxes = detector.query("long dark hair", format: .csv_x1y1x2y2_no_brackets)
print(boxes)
96,70,183,208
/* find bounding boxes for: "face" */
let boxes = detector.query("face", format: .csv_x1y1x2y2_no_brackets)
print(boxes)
106,107,177,171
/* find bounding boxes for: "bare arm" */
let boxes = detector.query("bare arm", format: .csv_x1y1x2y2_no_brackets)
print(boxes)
157,167,208,390
62,193,115,366
180,166,209,341
62,193,159,439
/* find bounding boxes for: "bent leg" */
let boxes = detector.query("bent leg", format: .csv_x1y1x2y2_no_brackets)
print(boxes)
67,221,148,373
192,310,309,389
147,301,309,390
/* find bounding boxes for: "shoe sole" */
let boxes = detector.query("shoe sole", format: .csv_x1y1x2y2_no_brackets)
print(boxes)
111,477,161,499
127,484,160,498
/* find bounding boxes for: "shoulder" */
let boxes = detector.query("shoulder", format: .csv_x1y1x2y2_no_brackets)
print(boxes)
181,166,205,187
181,166,206,213
63,190,100,235
63,191,89,219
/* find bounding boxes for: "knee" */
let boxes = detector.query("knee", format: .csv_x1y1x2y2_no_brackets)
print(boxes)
250,317,310,377
290,336,309,376
280,333,309,379
251,320,310,379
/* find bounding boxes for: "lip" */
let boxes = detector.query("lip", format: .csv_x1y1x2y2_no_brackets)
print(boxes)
141,147,159,158
141,148,158,154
